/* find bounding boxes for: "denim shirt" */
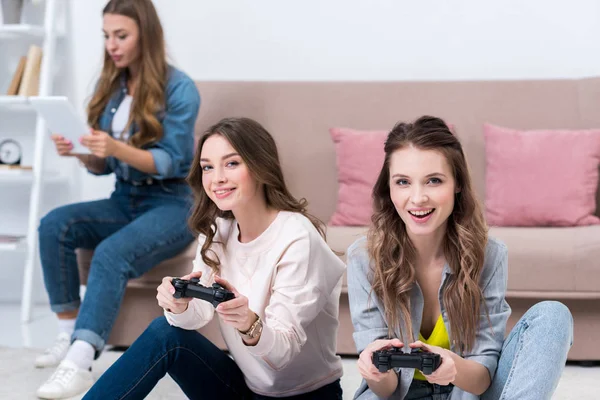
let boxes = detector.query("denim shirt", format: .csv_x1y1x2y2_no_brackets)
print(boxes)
90,65,201,183
347,236,511,400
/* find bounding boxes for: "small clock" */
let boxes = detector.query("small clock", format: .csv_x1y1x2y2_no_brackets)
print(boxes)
0,139,22,165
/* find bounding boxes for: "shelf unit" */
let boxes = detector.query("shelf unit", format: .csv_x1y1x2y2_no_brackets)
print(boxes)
0,237,27,252
0,167,68,184
0,94,30,106
0,0,63,322
0,24,45,38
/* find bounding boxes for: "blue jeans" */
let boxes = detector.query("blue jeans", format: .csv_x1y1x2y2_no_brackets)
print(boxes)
83,317,344,399
38,180,195,354
405,381,453,400
405,301,573,400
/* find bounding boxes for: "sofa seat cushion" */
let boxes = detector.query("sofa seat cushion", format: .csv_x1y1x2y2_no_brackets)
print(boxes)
325,225,600,296
490,226,600,294
76,241,198,288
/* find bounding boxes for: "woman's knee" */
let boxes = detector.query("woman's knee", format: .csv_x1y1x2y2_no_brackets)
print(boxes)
144,317,206,348
90,239,134,277
147,316,170,331
38,207,69,238
529,301,573,344
91,239,116,263
145,316,180,342
531,301,572,323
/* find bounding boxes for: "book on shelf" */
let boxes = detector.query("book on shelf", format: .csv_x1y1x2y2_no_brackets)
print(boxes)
17,45,43,96
0,165,33,173
6,56,27,96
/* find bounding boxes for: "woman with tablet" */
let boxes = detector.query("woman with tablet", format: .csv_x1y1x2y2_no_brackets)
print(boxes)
35,1,200,398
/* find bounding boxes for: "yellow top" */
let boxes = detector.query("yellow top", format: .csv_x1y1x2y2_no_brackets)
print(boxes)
413,314,449,381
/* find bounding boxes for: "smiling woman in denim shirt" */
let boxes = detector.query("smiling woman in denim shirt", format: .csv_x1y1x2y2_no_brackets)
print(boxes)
35,1,200,398
347,116,573,400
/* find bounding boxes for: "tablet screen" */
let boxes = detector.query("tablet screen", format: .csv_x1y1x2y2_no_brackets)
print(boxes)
29,96,91,155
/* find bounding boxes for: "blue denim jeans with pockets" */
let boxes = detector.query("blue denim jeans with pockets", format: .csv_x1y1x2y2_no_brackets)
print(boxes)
38,180,195,354
82,317,343,399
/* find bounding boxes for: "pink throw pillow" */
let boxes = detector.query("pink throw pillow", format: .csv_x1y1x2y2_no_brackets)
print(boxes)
484,123,600,227
329,128,388,226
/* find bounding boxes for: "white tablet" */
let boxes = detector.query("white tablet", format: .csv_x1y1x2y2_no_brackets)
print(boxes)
29,96,91,155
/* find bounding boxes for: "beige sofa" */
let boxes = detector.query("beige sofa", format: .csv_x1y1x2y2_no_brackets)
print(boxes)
78,79,600,361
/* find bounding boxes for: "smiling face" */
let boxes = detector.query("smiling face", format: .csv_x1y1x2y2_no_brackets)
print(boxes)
389,145,457,239
103,13,140,69
200,134,263,214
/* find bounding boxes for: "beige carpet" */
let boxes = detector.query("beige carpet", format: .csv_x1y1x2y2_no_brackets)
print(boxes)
0,347,181,400
0,346,597,399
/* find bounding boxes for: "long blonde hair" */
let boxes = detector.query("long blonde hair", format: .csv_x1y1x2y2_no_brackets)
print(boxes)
87,0,167,148
368,116,489,353
187,117,327,273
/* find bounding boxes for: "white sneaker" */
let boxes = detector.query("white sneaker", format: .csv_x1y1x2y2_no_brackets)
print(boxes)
36,360,94,399
35,332,71,368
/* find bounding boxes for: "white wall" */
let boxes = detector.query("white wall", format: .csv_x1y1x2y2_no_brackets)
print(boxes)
2,0,598,304
69,0,600,200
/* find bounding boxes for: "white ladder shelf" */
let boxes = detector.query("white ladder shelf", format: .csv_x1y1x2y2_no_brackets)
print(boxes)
22,0,59,322
0,0,61,322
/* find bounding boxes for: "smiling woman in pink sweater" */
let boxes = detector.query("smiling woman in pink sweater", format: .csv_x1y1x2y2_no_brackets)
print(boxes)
84,117,346,400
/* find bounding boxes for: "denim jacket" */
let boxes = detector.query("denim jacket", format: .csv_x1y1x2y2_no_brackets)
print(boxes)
347,236,511,400
90,65,201,183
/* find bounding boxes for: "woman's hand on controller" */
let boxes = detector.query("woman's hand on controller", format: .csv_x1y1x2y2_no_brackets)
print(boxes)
156,273,201,314
213,275,255,332
358,338,404,383
409,340,456,386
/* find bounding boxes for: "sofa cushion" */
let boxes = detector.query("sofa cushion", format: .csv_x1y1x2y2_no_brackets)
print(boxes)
490,226,600,294
328,123,457,227
328,127,388,226
76,242,197,288
484,123,600,227
326,225,600,295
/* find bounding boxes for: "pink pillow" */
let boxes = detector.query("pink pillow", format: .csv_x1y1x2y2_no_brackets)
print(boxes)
484,123,600,227
329,128,388,226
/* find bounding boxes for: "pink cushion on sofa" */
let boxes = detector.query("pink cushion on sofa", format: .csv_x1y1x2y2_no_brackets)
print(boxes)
329,127,388,226
484,123,600,227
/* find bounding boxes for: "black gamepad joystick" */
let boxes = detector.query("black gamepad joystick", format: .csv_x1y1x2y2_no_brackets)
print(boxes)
372,348,441,374
171,278,235,307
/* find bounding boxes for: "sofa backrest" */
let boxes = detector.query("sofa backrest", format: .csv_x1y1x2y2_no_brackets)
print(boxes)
194,80,600,222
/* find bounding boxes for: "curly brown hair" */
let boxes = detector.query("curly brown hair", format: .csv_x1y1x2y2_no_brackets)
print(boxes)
87,0,167,149
187,117,327,273
368,115,489,353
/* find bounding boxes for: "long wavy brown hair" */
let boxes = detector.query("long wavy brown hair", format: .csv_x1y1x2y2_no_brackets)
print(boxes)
187,117,327,273
368,116,489,353
87,0,167,148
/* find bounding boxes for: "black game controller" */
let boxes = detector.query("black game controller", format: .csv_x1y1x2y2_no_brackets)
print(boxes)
171,277,235,307
372,347,441,374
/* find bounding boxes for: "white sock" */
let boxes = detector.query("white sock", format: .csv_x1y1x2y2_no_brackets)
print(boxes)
57,318,76,337
64,340,95,370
